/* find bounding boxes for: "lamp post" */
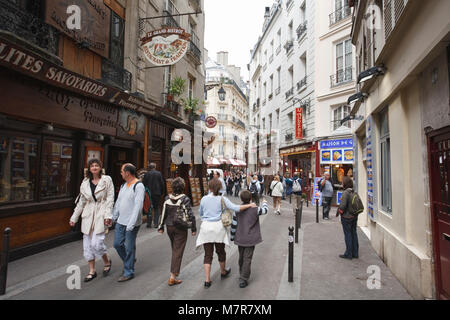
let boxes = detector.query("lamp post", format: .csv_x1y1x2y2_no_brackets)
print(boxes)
218,86,226,101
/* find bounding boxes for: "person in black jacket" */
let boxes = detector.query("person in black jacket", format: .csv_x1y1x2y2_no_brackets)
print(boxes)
158,177,196,286
143,163,166,228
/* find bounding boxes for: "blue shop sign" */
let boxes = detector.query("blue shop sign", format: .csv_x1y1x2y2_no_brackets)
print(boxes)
320,138,354,150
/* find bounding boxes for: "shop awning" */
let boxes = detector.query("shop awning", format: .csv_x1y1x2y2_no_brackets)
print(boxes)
207,157,220,166
236,160,247,166
229,159,240,166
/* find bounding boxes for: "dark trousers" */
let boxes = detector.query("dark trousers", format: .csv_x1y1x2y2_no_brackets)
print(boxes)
252,193,260,206
341,218,359,258
166,225,188,275
238,246,255,281
150,194,161,226
234,184,241,197
203,242,226,264
322,196,332,219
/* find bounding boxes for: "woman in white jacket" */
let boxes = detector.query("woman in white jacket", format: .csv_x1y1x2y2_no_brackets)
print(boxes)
270,175,284,215
69,159,115,282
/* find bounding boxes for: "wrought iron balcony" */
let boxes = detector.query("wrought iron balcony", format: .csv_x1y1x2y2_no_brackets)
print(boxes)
329,6,351,26
330,67,354,87
285,87,294,100
297,76,307,91
284,40,294,54
162,94,181,115
101,58,132,91
0,0,59,57
162,0,180,28
296,21,307,40
188,32,201,65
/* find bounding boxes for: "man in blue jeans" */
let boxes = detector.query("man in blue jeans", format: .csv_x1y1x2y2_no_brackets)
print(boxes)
113,163,144,282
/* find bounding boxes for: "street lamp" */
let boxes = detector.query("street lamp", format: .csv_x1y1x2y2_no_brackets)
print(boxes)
357,65,386,84
218,86,226,101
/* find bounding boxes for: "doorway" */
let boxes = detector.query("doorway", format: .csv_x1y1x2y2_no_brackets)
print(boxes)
108,147,134,198
428,126,450,300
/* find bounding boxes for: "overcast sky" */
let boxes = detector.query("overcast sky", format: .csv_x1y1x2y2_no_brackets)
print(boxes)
204,0,277,82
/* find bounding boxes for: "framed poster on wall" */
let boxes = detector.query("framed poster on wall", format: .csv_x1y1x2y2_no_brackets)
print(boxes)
85,147,104,167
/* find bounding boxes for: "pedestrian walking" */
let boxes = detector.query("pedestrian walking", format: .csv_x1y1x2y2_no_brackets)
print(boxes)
319,172,334,220
234,173,242,197
270,175,284,215
143,163,166,228
336,177,359,260
214,171,227,195
257,172,264,196
280,173,286,200
69,159,114,282
226,174,234,196
230,190,269,288
248,175,261,206
157,177,197,286
196,179,256,288
286,173,302,214
112,163,144,282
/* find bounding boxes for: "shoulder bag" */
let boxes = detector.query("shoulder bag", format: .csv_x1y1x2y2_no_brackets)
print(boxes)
220,197,233,228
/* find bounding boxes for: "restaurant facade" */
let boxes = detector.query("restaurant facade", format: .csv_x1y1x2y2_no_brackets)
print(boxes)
0,0,206,260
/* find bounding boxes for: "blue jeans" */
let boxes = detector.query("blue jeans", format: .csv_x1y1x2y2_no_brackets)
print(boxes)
341,218,359,258
114,224,140,277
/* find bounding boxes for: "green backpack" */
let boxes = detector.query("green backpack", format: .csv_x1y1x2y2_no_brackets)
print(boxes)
348,191,364,216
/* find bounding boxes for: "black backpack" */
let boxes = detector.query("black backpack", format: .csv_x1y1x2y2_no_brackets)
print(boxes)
249,182,258,195
348,190,364,216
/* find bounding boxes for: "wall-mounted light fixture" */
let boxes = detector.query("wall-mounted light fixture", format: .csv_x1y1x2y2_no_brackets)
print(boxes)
347,92,369,106
218,86,226,101
357,65,386,84
46,123,54,131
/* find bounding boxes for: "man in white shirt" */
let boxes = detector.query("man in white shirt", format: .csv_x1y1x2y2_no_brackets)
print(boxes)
112,163,144,282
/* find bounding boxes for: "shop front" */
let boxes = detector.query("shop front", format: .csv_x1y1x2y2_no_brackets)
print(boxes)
280,142,316,191
0,37,159,259
318,137,355,206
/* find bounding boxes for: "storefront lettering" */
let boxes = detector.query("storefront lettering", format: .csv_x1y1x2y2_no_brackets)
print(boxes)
0,42,44,73
39,86,72,111
83,110,117,128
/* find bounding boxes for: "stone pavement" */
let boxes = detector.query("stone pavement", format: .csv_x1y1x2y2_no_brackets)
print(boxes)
0,195,413,300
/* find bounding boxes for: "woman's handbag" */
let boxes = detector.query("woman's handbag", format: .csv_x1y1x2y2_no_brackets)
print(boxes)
173,197,193,230
220,197,233,228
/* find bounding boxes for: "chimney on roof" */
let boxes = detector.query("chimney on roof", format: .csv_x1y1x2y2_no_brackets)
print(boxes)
217,51,229,67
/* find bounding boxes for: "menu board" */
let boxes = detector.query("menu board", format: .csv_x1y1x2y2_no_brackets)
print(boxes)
166,179,173,195
202,177,209,196
311,177,323,206
189,177,202,207
319,138,354,164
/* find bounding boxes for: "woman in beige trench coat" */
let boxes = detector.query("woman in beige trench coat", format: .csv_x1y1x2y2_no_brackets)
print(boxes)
70,159,115,282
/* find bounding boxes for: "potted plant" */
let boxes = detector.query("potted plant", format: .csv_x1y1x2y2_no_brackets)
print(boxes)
168,77,186,102
181,96,199,113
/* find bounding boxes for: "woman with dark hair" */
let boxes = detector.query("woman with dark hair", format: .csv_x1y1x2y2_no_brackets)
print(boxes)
158,177,196,286
336,176,359,260
196,178,256,288
70,159,115,282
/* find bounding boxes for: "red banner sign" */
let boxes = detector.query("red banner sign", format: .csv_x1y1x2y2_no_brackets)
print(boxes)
296,108,303,140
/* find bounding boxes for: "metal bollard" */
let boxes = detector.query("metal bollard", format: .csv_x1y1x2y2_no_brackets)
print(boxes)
299,200,303,229
290,193,292,204
295,209,299,244
316,199,319,223
288,226,294,283
306,189,309,207
0,228,11,295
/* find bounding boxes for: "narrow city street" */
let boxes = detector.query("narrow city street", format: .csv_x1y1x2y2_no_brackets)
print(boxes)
1,197,411,300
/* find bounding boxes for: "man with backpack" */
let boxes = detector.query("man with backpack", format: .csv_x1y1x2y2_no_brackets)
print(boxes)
143,163,165,228
336,176,364,260
112,163,144,282
248,175,261,206
319,172,334,220
257,172,264,196
287,173,302,215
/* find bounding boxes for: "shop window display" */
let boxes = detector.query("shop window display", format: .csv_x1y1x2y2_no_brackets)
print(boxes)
0,135,38,203
40,140,73,199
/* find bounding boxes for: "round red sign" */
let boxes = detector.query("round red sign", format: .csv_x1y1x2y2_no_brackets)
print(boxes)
205,116,217,129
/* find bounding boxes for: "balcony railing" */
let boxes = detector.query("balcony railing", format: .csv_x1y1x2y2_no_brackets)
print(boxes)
101,58,132,91
329,6,351,26
0,0,59,57
188,32,201,65
296,21,307,40
285,87,294,100
284,40,294,54
163,96,181,115
297,76,307,91
330,67,354,87
162,0,180,28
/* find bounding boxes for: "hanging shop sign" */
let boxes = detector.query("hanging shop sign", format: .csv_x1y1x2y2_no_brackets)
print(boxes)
140,28,191,66
296,108,303,140
0,38,159,117
319,138,354,164
205,116,217,129
45,0,111,58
